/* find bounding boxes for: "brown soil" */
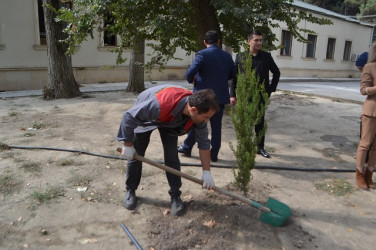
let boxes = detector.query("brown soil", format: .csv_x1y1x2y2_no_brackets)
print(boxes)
0,89,375,250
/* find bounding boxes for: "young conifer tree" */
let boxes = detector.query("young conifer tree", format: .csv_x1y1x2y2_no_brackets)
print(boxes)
230,52,269,196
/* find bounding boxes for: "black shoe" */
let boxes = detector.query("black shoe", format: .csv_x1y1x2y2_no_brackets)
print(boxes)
171,196,185,216
211,154,218,162
257,149,270,158
177,146,191,157
123,190,137,210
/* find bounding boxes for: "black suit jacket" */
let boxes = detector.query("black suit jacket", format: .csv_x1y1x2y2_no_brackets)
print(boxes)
230,50,280,97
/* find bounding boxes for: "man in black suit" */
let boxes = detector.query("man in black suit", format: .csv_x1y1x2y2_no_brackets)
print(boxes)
230,30,280,158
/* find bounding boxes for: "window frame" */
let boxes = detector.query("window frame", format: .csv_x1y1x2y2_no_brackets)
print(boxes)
306,34,317,58
34,0,73,50
343,40,352,61
0,1,5,50
33,0,44,48
102,12,118,47
326,38,336,60
37,0,47,46
280,30,292,56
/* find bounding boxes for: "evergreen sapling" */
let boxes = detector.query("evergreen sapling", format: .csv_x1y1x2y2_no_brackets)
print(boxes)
230,52,269,196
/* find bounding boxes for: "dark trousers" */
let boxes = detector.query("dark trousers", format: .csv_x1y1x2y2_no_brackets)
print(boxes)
254,92,270,150
255,115,265,150
182,104,225,158
125,128,182,197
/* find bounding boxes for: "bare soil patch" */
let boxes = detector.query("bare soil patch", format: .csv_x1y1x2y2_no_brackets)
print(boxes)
0,89,375,250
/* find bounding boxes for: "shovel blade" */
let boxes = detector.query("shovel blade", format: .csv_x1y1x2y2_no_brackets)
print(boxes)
259,197,293,227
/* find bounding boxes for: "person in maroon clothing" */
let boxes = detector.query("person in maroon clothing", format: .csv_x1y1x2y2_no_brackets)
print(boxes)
117,84,219,216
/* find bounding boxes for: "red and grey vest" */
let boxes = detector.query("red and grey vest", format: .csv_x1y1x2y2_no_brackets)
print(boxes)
155,87,194,133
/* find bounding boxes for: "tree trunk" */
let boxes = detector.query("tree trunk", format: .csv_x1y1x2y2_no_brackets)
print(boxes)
191,0,221,49
127,39,145,93
42,0,81,99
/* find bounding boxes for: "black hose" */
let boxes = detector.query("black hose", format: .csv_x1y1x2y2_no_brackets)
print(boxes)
5,144,123,160
2,144,355,172
176,162,354,172
120,223,143,250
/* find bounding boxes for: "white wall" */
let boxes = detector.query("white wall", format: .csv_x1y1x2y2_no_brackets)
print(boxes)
0,0,193,68
0,0,192,90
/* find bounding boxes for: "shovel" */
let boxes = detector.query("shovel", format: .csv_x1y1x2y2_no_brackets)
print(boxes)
119,149,292,227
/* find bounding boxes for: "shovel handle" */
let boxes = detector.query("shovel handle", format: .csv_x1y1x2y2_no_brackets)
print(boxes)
117,148,271,213
135,154,204,185
213,187,271,212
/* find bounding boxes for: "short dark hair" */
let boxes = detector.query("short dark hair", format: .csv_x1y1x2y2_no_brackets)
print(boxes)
188,88,219,114
248,30,263,40
204,30,219,45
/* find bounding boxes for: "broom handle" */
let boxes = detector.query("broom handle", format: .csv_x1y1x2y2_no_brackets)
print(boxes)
133,154,271,213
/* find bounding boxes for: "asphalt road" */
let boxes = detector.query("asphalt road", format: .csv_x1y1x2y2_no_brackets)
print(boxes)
277,80,364,103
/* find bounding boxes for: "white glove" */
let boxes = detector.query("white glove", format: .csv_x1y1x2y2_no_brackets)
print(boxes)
201,170,215,190
122,146,136,160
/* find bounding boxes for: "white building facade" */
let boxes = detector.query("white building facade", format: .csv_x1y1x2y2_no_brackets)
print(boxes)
271,1,374,78
0,0,192,91
0,0,373,91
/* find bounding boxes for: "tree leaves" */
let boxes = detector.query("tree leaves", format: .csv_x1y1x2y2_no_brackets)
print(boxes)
57,0,332,67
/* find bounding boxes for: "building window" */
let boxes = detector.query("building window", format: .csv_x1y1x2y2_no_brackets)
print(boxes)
37,0,72,46
306,34,317,58
103,12,117,46
280,30,292,56
343,40,352,61
38,0,46,45
326,38,336,60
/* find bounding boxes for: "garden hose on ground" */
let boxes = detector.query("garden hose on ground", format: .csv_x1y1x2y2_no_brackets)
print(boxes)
120,223,142,250
0,143,354,172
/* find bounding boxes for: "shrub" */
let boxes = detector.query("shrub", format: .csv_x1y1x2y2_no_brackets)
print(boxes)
230,52,269,195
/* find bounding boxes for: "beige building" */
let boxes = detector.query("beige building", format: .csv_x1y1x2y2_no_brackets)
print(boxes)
0,0,192,91
0,0,374,91
271,1,374,79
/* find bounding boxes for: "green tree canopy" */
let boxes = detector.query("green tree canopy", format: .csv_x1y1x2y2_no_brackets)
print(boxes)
359,0,376,16
58,0,331,71
304,0,363,16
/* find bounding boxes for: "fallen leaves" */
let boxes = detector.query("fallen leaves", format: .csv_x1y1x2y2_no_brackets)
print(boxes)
40,229,48,235
203,219,216,228
77,187,88,192
183,194,193,200
9,216,22,226
163,209,170,216
78,238,98,245
345,201,357,207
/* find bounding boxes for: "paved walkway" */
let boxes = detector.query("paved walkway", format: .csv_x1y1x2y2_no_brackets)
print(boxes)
0,81,189,99
0,77,359,99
